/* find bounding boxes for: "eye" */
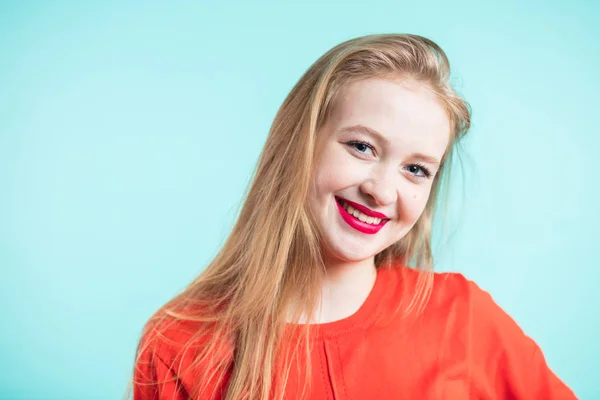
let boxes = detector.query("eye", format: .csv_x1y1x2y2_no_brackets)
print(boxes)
405,163,432,179
347,140,375,156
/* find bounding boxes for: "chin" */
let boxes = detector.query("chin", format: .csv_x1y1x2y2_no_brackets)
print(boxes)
323,239,384,263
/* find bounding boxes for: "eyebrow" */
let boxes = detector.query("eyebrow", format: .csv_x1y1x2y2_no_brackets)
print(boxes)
340,124,390,146
339,124,441,166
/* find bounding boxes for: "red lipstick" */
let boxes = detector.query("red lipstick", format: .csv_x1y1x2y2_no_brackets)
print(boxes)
335,196,390,235
339,197,389,219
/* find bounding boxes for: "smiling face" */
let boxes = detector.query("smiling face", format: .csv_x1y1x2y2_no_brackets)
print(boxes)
308,77,451,266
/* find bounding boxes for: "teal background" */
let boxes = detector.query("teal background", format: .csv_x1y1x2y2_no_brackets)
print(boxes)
1,1,598,398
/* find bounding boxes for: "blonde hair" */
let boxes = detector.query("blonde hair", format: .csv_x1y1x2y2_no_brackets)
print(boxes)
131,33,471,400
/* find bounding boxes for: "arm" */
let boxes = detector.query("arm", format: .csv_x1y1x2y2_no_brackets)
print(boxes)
133,341,189,400
467,281,577,399
132,320,233,400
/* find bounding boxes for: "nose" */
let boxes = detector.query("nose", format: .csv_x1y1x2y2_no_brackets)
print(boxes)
359,166,397,207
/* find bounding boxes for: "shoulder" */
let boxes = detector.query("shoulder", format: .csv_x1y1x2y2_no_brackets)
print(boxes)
398,268,541,365
426,271,533,343
428,271,531,340
422,271,577,398
138,304,234,366
139,313,204,360
134,305,234,399
383,266,508,319
431,270,478,301
385,266,476,312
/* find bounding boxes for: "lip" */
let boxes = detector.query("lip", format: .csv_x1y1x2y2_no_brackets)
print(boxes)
335,197,390,235
335,196,389,219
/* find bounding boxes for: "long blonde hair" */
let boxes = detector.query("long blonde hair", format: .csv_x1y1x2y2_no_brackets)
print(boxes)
132,33,471,400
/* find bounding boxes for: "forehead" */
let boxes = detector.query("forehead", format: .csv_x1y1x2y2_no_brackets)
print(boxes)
328,78,451,155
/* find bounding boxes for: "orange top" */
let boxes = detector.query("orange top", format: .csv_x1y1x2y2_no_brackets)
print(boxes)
134,266,577,399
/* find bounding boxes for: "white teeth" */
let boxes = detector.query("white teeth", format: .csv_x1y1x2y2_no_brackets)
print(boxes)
341,201,384,225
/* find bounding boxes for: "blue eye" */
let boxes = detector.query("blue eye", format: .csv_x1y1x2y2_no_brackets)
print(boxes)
406,164,432,178
347,140,375,156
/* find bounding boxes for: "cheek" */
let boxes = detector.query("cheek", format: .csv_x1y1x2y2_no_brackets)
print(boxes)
309,165,343,210
313,152,362,199
401,187,432,223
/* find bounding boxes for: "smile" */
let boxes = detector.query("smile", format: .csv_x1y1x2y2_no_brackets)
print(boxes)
335,196,390,234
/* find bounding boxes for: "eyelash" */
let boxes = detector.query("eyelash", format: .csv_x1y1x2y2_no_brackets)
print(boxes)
348,140,375,155
407,163,432,179
346,140,432,179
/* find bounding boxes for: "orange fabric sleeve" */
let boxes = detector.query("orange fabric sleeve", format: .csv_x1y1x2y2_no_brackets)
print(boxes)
467,280,577,399
133,340,189,400
133,320,233,400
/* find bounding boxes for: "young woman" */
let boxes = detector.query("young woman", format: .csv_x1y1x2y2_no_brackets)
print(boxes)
132,34,576,399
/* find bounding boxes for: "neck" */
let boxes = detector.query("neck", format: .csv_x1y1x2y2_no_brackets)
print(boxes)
312,256,378,324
